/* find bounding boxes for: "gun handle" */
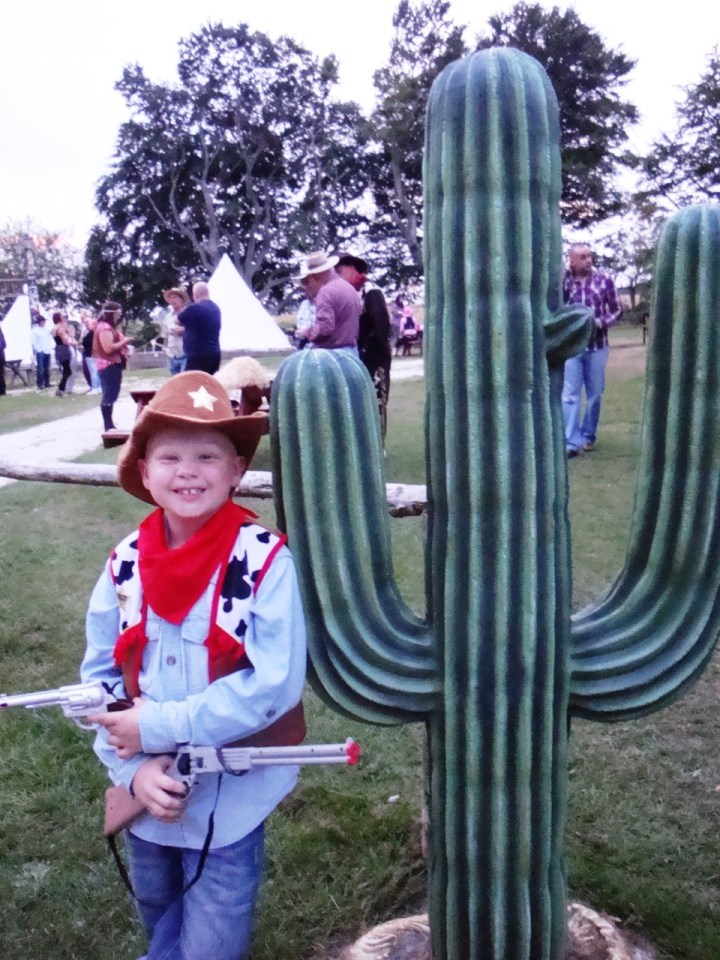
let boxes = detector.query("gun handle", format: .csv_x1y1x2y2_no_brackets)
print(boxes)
103,753,185,837
166,755,192,799
107,699,134,712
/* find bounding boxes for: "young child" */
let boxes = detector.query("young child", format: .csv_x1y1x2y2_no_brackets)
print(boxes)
82,370,307,960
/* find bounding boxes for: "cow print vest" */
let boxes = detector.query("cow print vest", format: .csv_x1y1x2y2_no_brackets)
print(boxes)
109,521,287,698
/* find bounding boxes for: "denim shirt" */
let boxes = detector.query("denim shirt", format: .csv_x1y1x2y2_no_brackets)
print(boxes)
81,546,307,849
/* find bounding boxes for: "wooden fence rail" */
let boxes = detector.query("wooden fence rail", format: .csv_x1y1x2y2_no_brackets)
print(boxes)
0,460,428,518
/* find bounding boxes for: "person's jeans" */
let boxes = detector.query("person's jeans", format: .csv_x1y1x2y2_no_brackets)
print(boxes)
85,355,101,389
98,362,123,405
127,824,265,960
57,358,72,392
36,352,51,388
308,345,360,359
562,346,609,450
168,355,187,375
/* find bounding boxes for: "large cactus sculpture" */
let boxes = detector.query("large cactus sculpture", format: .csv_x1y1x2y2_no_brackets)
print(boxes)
270,48,720,960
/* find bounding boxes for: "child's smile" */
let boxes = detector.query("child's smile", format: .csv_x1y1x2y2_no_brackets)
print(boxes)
139,426,245,546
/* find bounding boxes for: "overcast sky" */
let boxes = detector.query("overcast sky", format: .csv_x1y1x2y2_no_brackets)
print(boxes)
2,0,719,245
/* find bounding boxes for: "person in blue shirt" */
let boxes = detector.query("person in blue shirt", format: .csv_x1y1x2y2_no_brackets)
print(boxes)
175,282,222,374
31,315,55,389
83,370,307,960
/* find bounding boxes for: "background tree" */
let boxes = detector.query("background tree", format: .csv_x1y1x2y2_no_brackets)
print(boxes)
89,23,370,314
476,2,638,228
592,199,664,312
640,48,720,208
369,0,467,283
0,220,83,310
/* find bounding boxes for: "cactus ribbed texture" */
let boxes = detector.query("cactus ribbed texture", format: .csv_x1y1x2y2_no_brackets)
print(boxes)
422,49,579,960
270,49,720,960
272,348,438,724
570,204,720,719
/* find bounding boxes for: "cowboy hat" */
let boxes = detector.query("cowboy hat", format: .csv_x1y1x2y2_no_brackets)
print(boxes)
117,371,268,504
162,287,190,305
293,250,339,281
336,253,369,274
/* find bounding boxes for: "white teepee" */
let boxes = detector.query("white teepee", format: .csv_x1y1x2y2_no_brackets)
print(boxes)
208,254,291,354
2,293,33,365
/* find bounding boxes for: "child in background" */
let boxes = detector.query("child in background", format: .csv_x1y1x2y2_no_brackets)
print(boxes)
82,371,307,960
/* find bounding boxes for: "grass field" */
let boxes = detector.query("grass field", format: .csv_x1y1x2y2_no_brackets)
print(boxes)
0,328,718,959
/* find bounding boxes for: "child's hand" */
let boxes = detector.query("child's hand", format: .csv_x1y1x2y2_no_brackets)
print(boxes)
132,756,187,824
90,697,145,759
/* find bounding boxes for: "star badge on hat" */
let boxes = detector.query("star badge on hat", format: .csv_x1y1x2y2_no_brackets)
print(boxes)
188,385,217,411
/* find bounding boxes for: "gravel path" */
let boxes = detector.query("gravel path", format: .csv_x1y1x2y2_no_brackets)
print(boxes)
0,377,166,489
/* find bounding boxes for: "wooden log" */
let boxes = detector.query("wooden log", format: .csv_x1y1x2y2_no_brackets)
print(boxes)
0,460,119,487
0,460,427,516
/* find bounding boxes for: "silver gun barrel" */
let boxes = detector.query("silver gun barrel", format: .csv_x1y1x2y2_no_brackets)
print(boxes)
0,681,106,711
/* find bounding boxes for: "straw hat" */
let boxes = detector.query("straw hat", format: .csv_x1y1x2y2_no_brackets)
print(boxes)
117,371,267,504
162,287,190,306
293,250,339,281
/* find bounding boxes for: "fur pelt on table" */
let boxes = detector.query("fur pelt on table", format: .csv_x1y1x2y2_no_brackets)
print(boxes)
214,357,272,391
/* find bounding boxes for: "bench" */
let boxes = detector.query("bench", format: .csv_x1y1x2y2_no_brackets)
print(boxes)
395,331,423,357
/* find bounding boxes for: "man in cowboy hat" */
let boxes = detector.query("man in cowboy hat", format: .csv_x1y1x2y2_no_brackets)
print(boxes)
82,370,306,960
336,253,392,438
161,287,190,375
294,250,360,352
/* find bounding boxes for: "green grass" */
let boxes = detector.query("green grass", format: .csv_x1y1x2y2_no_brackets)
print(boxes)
1,336,719,959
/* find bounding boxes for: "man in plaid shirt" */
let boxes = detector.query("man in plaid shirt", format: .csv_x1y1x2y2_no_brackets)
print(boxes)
562,243,622,457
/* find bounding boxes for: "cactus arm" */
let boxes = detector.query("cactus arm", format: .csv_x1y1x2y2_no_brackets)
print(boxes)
424,49,572,960
544,303,595,368
271,348,439,724
570,205,720,721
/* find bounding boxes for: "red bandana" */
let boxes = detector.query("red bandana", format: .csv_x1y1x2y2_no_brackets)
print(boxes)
137,500,255,624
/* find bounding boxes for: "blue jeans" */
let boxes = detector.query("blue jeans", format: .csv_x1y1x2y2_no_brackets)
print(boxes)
169,355,187,376
98,362,123,405
309,345,360,358
562,346,609,450
86,355,101,389
36,352,51,388
127,823,264,960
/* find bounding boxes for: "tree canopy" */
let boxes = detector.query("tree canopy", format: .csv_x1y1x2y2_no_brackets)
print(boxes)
369,0,467,283
640,48,720,207
475,3,638,228
89,23,368,314
0,221,82,310
85,2,643,308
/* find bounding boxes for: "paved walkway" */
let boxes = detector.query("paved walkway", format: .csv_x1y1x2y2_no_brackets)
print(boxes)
0,377,165,489
0,357,424,488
